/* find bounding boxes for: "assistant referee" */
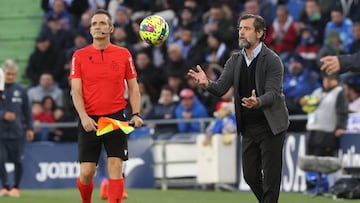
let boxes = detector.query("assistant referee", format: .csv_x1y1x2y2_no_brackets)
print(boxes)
70,9,143,203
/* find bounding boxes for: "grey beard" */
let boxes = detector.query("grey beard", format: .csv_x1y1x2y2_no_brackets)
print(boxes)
239,40,251,49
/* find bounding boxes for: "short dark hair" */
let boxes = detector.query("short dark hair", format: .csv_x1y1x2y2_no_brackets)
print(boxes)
161,85,175,95
239,14,267,41
345,75,360,94
331,7,343,15
91,9,112,26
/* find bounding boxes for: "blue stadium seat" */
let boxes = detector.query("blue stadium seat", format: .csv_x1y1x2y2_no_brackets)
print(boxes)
286,0,304,22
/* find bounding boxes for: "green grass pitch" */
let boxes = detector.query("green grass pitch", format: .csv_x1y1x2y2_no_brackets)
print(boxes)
0,189,357,203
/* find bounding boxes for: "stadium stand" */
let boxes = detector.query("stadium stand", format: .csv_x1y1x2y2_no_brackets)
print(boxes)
0,0,43,83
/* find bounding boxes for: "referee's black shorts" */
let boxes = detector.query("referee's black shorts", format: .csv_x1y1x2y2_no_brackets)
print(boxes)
78,109,128,163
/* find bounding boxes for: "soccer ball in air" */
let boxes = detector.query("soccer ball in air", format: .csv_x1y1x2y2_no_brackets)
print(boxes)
139,15,169,45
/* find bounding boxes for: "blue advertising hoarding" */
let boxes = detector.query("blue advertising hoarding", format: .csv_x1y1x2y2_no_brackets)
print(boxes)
4,132,360,191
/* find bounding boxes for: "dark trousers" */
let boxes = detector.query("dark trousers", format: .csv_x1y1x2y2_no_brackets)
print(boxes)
242,125,286,203
307,130,339,157
0,138,24,188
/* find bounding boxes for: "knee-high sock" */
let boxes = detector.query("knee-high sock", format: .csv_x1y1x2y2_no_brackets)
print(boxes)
108,178,124,203
77,178,93,203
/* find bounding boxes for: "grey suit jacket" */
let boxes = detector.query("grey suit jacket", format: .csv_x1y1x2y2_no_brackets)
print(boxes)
339,51,360,72
207,44,289,135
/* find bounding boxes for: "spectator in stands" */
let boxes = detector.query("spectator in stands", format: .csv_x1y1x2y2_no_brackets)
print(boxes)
135,50,165,104
317,30,345,70
27,73,64,107
173,25,205,68
174,26,195,55
241,0,260,17
324,7,354,53
65,31,89,72
295,26,319,72
316,0,337,20
348,1,360,23
343,74,360,133
265,4,297,62
145,85,179,139
240,0,274,27
0,59,34,197
50,76,78,142
284,55,320,115
49,107,78,142
25,35,67,87
183,0,203,24
163,43,189,77
111,26,136,57
66,0,89,30
335,0,360,23
343,74,360,113
149,42,168,69
349,22,360,54
113,5,137,44
120,0,149,12
39,14,74,53
43,0,72,30
41,0,58,12
197,2,236,50
34,95,59,142
172,7,201,42
41,95,57,116
204,33,230,66
61,72,77,117
175,88,208,133
77,11,92,44
218,1,237,25
167,71,187,101
87,0,106,12
130,17,151,53
298,0,327,46
137,80,152,117
299,73,348,156
32,101,55,142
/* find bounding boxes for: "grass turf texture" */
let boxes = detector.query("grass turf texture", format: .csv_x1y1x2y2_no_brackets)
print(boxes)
0,189,357,203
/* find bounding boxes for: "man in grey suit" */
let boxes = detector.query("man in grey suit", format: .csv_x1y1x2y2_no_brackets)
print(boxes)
188,14,289,203
320,52,360,74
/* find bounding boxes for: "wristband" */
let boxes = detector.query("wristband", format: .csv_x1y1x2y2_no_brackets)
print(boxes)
131,112,142,119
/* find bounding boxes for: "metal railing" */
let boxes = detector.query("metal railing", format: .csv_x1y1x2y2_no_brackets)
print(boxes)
35,114,308,132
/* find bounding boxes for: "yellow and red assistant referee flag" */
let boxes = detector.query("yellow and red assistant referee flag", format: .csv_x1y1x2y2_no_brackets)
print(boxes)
96,117,134,136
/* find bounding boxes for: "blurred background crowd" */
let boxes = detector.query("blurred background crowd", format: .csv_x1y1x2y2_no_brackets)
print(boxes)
4,0,360,142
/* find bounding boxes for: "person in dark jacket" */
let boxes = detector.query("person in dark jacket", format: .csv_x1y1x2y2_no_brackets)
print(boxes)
188,14,289,203
320,51,360,74
145,85,178,139
0,59,34,197
25,35,66,87
283,55,321,114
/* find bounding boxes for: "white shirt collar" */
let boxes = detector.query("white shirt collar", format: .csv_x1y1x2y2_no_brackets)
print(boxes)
241,42,262,66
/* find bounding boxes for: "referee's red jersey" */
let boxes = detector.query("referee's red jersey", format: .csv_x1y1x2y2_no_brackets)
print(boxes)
70,44,137,115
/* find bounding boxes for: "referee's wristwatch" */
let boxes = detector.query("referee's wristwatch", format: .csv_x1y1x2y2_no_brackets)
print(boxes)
131,112,142,119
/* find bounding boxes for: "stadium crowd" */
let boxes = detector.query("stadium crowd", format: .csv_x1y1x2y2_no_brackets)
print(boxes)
3,0,360,142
